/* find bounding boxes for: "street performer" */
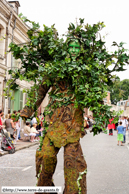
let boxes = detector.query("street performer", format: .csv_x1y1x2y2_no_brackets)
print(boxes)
8,19,129,194
21,38,87,194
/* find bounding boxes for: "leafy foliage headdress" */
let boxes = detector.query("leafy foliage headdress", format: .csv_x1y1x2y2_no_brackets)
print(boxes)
5,18,129,134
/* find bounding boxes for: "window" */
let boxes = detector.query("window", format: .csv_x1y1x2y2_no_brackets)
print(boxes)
11,89,23,112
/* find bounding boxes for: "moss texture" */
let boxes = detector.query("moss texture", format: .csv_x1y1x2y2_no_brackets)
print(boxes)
46,104,85,148
36,138,87,194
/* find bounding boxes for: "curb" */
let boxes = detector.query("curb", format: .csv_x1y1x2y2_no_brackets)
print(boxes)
0,142,39,157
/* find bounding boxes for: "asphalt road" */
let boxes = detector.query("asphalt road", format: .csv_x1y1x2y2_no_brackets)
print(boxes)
0,130,129,194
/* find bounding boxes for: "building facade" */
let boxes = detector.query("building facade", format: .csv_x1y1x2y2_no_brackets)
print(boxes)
116,98,129,116
0,0,33,114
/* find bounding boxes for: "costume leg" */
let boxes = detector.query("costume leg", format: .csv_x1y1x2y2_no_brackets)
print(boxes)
36,135,59,194
63,141,87,194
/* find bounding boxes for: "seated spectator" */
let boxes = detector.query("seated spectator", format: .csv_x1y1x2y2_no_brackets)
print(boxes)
30,123,39,141
24,122,35,142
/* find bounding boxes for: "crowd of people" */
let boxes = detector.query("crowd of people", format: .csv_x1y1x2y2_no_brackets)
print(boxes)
0,110,45,146
108,116,129,146
23,113,44,142
84,114,129,146
0,109,23,143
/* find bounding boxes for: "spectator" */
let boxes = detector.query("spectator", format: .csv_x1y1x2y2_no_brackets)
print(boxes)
31,116,37,125
24,122,35,142
15,119,20,142
108,117,115,135
17,110,22,140
5,114,16,139
11,110,17,127
3,114,10,137
118,116,128,143
13,110,17,114
31,123,39,141
117,121,124,146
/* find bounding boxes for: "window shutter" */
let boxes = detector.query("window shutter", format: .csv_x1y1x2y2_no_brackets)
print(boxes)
19,90,23,110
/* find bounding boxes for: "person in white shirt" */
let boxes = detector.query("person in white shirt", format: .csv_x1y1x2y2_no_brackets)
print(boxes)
31,117,37,125
16,119,20,142
118,116,128,143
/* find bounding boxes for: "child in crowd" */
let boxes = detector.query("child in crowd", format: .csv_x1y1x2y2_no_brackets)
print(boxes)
24,122,34,142
30,123,39,141
117,121,124,146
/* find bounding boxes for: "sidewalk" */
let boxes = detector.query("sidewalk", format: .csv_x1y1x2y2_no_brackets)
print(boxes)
0,133,39,156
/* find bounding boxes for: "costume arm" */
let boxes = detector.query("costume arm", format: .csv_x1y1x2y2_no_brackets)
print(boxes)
20,81,51,118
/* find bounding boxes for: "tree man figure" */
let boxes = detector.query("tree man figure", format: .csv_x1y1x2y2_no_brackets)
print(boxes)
7,18,129,194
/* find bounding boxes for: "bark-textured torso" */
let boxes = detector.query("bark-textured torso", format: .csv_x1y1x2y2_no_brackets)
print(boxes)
20,80,85,148
45,82,85,148
46,103,84,148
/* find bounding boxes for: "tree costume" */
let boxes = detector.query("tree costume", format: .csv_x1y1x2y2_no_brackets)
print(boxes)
20,39,87,194
6,18,129,194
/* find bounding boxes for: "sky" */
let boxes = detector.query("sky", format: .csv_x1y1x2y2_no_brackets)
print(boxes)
12,0,129,80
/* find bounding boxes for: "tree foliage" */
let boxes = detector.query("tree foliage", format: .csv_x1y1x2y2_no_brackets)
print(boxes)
109,78,129,104
4,18,129,135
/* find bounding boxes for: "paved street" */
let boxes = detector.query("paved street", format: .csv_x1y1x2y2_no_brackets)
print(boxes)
0,130,129,194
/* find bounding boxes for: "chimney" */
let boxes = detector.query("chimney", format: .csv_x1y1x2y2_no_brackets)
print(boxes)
8,1,20,14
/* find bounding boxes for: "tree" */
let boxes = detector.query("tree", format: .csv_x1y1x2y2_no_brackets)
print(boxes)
109,78,129,104
108,77,122,104
4,18,129,135
120,79,129,100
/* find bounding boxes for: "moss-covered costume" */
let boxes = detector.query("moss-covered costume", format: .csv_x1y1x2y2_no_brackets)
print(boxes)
21,81,87,194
